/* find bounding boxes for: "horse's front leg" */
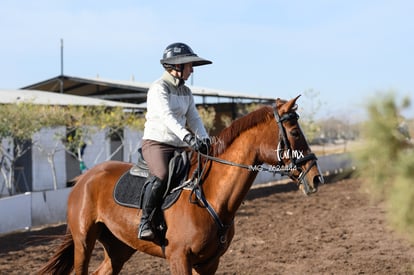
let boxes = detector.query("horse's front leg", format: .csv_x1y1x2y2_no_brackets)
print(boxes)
167,251,192,275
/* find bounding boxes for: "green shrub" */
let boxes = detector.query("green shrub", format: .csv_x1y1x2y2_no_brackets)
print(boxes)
355,91,414,240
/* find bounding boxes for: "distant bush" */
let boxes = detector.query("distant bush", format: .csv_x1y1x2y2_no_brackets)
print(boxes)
197,106,216,134
355,91,414,241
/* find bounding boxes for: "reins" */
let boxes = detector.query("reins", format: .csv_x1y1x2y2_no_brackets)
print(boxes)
185,103,319,252
194,103,316,178
196,151,297,176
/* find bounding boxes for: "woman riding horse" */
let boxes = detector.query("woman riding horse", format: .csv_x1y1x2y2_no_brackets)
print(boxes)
38,95,324,274
139,42,211,240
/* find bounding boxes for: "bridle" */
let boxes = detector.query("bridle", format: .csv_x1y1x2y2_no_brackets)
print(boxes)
194,103,322,192
272,104,323,193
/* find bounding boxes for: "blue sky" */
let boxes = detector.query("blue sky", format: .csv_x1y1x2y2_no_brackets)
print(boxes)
1,0,413,119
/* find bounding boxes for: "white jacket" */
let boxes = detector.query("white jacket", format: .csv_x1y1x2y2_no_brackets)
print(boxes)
142,71,209,147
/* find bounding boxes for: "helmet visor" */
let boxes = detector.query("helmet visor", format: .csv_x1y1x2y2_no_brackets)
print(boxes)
160,55,212,67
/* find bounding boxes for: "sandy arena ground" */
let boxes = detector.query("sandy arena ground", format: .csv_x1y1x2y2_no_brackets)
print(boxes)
1,177,414,274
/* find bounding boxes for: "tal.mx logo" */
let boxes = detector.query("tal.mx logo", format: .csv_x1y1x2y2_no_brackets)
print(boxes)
275,149,304,162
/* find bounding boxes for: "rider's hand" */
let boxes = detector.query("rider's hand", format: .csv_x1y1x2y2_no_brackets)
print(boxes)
202,137,211,148
199,137,211,154
184,134,210,154
184,134,200,151
200,137,211,154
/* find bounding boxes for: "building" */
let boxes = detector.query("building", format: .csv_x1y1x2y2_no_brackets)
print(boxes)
23,74,275,133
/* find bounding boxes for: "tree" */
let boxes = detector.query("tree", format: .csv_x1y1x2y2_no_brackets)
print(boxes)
0,103,145,195
32,127,66,190
197,106,216,134
0,104,66,194
299,89,323,143
355,91,414,241
92,106,145,162
60,105,145,170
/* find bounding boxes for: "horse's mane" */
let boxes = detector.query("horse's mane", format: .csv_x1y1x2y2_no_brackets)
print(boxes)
212,105,275,156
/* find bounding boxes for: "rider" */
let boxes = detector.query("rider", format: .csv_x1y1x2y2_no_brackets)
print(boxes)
138,42,212,240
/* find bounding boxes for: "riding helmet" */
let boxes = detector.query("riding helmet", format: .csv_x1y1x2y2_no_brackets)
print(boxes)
160,42,212,67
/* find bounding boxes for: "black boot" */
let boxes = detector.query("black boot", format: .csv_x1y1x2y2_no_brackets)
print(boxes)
138,176,166,240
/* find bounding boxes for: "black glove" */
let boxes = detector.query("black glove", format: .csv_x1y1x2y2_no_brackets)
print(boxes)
202,137,211,148
199,137,211,154
184,134,201,151
184,134,210,154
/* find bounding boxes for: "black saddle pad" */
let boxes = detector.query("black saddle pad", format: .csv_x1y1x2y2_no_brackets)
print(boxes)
113,171,182,210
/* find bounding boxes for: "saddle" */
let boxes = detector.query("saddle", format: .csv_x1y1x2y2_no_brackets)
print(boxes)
113,149,191,244
113,149,190,210
129,148,150,178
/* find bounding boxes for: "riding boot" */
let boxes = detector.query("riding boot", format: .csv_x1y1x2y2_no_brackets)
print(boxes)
138,176,166,240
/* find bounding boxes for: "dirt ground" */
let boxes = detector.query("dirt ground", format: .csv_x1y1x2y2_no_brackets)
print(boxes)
1,177,414,274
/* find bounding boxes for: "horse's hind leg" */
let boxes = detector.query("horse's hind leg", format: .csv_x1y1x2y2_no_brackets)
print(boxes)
70,222,101,274
93,226,136,274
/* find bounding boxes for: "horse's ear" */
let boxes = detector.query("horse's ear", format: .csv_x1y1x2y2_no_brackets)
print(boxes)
276,98,281,108
278,95,301,113
290,95,301,111
275,97,287,109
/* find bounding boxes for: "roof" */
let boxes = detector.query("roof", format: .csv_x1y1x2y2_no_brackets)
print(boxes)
0,89,145,108
22,75,275,104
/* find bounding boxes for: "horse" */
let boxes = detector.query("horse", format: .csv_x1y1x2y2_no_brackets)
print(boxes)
38,95,324,275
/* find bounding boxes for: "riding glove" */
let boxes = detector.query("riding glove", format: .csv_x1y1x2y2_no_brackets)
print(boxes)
184,134,210,154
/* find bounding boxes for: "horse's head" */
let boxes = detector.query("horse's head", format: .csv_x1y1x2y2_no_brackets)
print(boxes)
259,95,324,195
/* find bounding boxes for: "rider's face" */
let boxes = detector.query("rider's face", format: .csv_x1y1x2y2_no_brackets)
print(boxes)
184,63,194,80
176,63,193,80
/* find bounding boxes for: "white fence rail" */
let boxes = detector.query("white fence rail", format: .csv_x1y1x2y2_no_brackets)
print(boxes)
0,188,71,234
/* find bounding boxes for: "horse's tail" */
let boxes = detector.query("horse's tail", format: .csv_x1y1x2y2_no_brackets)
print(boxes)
37,230,74,275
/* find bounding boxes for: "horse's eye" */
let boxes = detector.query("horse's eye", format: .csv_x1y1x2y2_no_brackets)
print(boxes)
290,129,300,138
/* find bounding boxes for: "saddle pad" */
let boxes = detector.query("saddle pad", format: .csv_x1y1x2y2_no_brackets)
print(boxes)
113,171,183,210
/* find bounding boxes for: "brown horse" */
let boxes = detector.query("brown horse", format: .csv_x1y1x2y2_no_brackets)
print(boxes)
39,96,323,275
